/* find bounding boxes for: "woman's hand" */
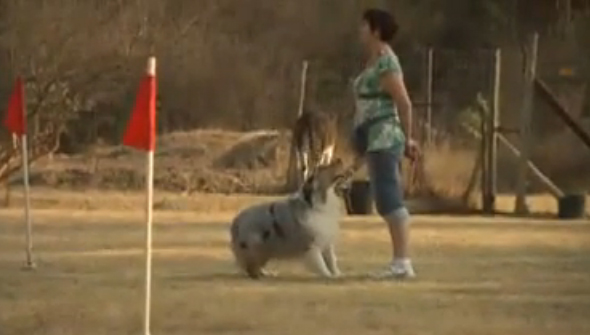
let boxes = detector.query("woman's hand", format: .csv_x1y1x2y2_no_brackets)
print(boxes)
404,139,420,161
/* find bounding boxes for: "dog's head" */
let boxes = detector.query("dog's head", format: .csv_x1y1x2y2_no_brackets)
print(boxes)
300,158,344,207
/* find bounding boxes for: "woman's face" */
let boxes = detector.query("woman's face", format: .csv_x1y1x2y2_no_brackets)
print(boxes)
359,20,377,46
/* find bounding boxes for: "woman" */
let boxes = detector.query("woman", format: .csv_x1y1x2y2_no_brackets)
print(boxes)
351,8,418,279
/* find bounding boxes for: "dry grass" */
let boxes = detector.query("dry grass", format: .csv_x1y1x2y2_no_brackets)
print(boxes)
420,143,477,199
1,193,589,335
4,186,589,217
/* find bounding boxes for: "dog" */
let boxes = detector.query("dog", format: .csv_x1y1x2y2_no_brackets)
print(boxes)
230,158,345,279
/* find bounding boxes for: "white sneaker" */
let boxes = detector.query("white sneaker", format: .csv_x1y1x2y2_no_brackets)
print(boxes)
371,260,416,280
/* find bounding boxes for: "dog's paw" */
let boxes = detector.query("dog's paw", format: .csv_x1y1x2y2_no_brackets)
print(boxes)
317,269,341,279
331,269,343,278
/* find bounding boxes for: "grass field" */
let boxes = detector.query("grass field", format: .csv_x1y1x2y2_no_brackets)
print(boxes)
1,193,589,335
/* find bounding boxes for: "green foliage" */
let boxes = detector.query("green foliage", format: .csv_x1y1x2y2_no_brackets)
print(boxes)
458,105,483,130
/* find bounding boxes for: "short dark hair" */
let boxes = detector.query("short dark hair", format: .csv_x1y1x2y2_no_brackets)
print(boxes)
362,8,399,42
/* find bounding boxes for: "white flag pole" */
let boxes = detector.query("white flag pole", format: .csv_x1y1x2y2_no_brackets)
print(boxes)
143,56,156,335
21,133,35,270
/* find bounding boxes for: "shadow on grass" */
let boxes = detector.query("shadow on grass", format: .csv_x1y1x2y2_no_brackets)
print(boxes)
342,218,590,232
161,271,388,285
0,220,229,239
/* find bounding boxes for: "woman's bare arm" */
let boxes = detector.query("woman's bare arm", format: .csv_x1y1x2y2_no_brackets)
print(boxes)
380,72,413,140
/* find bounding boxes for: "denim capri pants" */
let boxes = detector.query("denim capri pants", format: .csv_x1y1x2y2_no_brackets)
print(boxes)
366,148,406,216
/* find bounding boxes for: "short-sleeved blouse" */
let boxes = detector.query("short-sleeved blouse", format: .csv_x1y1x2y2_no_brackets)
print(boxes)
353,48,406,153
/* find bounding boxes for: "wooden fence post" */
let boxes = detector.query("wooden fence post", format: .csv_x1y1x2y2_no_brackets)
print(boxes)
478,93,489,211
515,33,539,215
425,48,434,146
483,49,501,214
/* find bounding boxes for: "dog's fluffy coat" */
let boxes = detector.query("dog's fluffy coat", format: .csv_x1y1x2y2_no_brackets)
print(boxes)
230,160,344,279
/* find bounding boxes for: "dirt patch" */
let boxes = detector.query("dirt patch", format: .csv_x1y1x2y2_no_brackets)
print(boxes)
213,130,282,170
17,129,293,195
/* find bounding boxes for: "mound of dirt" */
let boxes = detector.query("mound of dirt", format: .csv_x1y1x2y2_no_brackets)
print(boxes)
17,129,293,195
213,130,281,170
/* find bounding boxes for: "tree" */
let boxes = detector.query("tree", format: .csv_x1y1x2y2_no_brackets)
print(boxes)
0,0,154,202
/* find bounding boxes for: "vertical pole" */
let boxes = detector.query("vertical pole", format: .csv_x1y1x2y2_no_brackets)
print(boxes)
564,0,573,33
490,48,501,214
297,60,309,117
425,48,434,146
144,149,154,335
21,134,35,269
515,33,539,215
143,56,156,335
478,94,489,212
287,60,309,190
484,49,501,215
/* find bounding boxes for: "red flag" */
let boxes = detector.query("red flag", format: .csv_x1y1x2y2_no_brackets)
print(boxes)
122,74,157,152
3,77,27,136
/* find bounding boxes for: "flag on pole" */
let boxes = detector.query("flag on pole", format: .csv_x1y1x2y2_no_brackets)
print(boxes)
3,76,26,136
122,57,157,335
3,76,35,270
123,66,157,152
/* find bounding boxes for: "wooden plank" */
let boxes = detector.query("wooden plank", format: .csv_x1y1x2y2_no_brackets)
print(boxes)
498,133,564,199
462,123,564,199
534,78,590,149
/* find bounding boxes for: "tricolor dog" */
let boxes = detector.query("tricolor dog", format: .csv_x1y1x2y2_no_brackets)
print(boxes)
230,159,345,279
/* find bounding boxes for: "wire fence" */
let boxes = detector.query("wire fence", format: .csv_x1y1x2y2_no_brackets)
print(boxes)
397,48,498,145
396,47,499,205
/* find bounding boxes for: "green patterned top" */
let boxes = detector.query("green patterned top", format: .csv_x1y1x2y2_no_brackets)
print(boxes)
353,48,406,153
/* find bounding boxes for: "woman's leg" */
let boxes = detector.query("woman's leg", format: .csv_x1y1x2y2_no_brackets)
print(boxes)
366,149,415,278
